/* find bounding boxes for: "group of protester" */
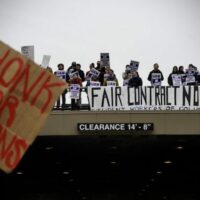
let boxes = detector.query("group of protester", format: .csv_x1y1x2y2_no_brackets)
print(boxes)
46,61,200,109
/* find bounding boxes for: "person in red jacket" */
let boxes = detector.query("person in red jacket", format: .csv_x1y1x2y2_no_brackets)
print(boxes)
69,73,82,110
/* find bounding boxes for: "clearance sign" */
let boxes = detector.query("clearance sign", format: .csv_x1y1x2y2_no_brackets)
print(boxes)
0,41,67,173
87,86,200,111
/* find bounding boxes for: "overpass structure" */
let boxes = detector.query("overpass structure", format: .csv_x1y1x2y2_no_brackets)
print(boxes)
40,110,200,136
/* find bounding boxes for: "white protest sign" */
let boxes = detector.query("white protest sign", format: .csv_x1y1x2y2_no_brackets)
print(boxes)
130,60,139,71
100,53,110,67
107,81,117,87
90,68,100,77
70,84,80,99
151,73,162,86
89,81,101,87
69,71,79,79
41,55,51,68
55,70,66,80
186,75,196,85
172,74,182,86
21,45,34,61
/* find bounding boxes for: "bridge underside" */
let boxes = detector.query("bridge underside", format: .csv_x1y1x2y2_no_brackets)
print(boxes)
1,135,200,200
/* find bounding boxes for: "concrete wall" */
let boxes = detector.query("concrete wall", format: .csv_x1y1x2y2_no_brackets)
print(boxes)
40,111,200,135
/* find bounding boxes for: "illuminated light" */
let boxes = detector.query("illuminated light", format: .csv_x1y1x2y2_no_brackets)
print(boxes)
16,171,23,175
63,171,70,175
176,146,184,150
163,160,172,164
156,171,162,174
110,161,117,165
45,146,54,150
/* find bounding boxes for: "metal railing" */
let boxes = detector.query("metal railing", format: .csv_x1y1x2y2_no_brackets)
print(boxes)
53,87,90,110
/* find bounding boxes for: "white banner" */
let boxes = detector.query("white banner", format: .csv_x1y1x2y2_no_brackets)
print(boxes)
87,86,200,111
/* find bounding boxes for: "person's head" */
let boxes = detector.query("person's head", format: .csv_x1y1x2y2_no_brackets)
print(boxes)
153,63,159,70
71,61,77,69
58,63,64,70
128,73,133,79
89,63,95,69
125,65,131,73
179,66,184,72
76,63,81,70
172,66,178,73
132,70,138,77
96,61,101,68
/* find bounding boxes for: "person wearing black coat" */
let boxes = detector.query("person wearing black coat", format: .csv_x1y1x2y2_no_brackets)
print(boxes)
168,66,179,86
128,71,143,87
147,63,164,86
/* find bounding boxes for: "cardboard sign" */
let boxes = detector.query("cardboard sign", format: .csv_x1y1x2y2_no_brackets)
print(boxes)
130,60,139,71
0,41,67,173
41,55,51,68
100,53,110,67
21,45,34,61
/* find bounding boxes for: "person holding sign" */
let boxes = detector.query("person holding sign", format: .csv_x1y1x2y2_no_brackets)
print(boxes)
103,68,119,86
147,63,164,86
54,63,68,108
167,66,181,86
69,73,82,110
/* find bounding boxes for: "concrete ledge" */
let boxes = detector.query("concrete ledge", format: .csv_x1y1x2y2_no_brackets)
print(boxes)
40,110,200,136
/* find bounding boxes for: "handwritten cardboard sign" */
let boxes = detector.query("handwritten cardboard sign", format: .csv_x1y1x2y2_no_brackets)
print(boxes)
0,41,67,173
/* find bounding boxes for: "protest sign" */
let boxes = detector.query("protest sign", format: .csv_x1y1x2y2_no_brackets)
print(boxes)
89,81,101,87
107,81,117,87
55,70,66,80
21,45,34,61
0,41,67,173
69,71,79,79
172,74,182,86
186,75,196,85
130,60,139,71
100,53,110,67
70,84,80,99
151,73,162,86
87,86,200,111
90,68,100,77
41,55,51,68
